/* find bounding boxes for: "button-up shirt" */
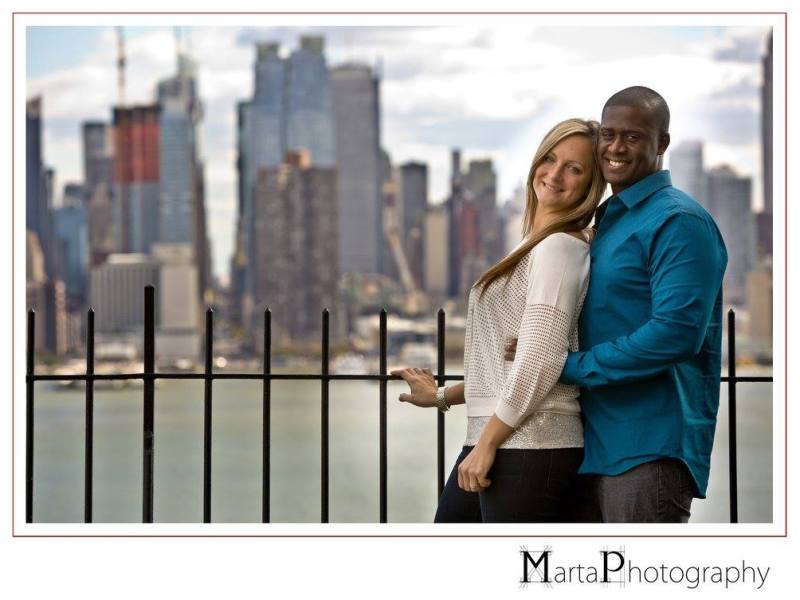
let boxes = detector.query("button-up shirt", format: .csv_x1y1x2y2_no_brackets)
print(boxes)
561,170,727,497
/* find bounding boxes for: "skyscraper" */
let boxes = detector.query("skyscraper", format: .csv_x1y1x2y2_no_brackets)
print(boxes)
397,161,428,287
82,121,114,194
446,155,499,296
378,148,398,280
447,148,464,297
52,201,89,305
423,205,448,297
464,158,502,266
286,36,336,167
112,105,161,254
238,43,286,308
669,140,707,208
157,54,198,244
331,63,382,275
706,165,755,305
157,51,211,302
27,97,53,276
26,97,44,236
758,31,773,258
457,196,485,295
27,231,67,355
398,162,428,246
26,231,49,353
761,31,773,217
252,150,338,342
82,121,116,266
42,167,56,276
249,43,287,169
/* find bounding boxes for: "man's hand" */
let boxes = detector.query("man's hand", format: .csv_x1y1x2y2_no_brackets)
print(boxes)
504,337,518,362
390,367,437,408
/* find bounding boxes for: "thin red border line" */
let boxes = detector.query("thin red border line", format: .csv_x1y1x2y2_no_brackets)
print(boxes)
9,11,790,15
783,11,789,537
8,534,790,538
10,5,15,539
11,12,788,538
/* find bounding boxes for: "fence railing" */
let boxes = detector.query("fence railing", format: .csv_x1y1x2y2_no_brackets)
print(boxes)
24,285,773,524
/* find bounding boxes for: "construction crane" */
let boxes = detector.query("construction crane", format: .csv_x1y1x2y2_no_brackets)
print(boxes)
174,25,182,58
382,180,428,315
116,26,126,107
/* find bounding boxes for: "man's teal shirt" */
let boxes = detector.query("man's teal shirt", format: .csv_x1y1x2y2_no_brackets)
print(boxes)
561,170,727,497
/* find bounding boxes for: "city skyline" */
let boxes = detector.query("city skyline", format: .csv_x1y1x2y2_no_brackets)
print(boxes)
27,25,770,281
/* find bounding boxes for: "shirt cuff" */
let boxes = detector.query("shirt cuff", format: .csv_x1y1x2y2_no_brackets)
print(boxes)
560,352,582,385
494,402,523,430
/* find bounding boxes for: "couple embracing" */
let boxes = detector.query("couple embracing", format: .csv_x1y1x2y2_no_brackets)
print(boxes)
392,86,728,524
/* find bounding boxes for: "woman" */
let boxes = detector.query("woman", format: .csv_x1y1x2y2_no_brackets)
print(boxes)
392,118,605,522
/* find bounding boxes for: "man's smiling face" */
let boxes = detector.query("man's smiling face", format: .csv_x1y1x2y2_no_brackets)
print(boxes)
598,104,670,195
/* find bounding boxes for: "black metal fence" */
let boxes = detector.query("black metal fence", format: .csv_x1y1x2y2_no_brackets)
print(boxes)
24,284,772,524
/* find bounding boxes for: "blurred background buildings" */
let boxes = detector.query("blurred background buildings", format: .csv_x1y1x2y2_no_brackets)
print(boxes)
25,27,775,368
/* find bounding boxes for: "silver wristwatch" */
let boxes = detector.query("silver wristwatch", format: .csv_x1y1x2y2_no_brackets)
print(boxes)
435,386,450,412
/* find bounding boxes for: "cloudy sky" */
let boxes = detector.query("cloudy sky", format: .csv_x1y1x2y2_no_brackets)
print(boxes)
26,24,771,281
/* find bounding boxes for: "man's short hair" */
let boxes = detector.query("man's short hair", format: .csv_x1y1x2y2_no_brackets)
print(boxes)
603,86,670,133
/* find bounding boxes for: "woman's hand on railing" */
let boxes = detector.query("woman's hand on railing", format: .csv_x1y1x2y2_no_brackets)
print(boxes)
390,367,437,408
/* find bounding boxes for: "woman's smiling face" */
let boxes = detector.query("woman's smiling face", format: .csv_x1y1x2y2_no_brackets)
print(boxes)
532,134,594,213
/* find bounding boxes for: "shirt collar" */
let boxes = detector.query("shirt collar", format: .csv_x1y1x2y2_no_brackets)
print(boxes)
615,170,672,209
594,198,610,225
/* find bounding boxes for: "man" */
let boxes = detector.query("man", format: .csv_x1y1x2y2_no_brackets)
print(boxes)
563,86,728,522
509,86,727,522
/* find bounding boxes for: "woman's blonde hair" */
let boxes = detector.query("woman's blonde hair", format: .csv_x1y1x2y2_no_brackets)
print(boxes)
473,118,605,294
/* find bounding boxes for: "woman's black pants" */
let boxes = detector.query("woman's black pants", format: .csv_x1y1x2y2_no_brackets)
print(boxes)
433,445,584,523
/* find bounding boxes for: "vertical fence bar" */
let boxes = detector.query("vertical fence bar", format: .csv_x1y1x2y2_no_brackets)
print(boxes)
203,308,213,523
728,309,739,524
142,285,155,523
436,309,446,496
26,310,35,523
262,309,272,523
84,309,95,523
379,309,388,523
321,309,330,523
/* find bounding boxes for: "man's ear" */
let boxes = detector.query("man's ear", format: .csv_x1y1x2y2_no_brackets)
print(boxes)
657,132,671,155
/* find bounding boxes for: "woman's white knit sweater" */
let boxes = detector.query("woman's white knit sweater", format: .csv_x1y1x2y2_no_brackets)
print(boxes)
463,232,590,430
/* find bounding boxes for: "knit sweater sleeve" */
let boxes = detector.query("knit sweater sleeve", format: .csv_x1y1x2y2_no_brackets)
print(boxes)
494,233,589,429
